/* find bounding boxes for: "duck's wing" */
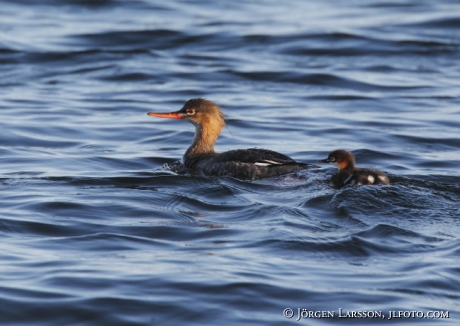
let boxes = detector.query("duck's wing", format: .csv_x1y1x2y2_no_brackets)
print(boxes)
215,148,316,167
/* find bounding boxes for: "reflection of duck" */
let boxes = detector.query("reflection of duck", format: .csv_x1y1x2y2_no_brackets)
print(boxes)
148,98,317,180
318,149,389,188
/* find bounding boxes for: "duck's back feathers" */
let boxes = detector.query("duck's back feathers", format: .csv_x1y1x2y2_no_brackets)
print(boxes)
184,148,316,180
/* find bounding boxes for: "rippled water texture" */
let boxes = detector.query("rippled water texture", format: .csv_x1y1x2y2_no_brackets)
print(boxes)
0,0,459,325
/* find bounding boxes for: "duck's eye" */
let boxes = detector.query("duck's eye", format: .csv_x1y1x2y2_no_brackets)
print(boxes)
329,157,335,162
186,108,196,115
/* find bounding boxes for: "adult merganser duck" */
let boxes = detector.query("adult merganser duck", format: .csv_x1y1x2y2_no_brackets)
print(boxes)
147,98,316,180
317,149,389,188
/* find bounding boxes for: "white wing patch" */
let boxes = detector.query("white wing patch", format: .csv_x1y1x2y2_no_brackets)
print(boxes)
254,162,270,166
378,175,387,183
254,160,284,166
367,175,375,184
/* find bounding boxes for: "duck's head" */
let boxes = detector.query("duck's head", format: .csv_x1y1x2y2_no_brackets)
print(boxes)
147,98,226,131
317,149,355,170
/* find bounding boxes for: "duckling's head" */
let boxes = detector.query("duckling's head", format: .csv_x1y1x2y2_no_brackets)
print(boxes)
318,149,355,170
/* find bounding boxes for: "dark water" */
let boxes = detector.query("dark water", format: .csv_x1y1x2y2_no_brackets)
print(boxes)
1,0,459,325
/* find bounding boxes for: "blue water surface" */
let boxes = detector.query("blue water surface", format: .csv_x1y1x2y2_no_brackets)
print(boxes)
0,0,459,325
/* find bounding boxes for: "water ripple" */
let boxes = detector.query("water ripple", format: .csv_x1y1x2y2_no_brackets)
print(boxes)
1,0,460,324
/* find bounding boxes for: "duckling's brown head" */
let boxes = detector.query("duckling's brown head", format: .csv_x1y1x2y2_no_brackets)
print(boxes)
317,149,355,170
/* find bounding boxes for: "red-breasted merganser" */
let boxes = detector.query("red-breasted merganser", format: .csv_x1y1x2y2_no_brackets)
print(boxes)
147,98,317,180
317,149,389,188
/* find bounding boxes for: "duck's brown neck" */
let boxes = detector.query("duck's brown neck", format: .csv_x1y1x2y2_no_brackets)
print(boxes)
185,122,222,158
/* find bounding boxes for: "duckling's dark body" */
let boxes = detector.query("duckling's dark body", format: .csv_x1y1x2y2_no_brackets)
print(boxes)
332,167,389,188
318,149,389,188
148,98,315,180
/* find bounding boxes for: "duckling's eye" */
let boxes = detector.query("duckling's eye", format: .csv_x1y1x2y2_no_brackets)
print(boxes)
186,108,196,115
329,157,335,162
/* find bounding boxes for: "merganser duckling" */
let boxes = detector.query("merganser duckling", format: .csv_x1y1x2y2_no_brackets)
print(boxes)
147,98,316,180
317,149,389,188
